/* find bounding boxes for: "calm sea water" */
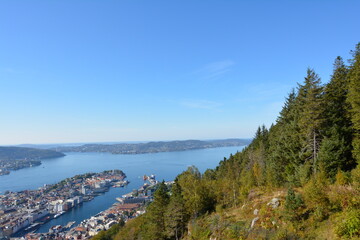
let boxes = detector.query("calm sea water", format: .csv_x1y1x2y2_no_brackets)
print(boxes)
1,146,244,233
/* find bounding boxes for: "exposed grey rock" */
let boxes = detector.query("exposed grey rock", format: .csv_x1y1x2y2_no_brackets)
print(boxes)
267,198,280,209
253,208,259,215
250,217,259,228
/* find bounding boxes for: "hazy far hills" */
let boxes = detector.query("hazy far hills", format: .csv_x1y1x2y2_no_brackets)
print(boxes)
51,139,252,154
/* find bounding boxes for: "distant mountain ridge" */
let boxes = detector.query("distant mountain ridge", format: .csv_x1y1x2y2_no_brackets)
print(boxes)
0,146,65,161
52,138,252,154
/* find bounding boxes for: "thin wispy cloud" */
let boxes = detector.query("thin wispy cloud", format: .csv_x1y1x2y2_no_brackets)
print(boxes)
194,60,235,80
180,99,222,110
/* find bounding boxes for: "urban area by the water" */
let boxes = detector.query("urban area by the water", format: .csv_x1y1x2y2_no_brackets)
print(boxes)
0,170,171,239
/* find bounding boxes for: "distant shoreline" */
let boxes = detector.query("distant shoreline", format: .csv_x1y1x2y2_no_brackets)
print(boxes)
51,138,252,155
0,146,65,176
60,145,247,155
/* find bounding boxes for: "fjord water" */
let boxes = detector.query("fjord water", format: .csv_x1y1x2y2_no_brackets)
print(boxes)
1,146,244,233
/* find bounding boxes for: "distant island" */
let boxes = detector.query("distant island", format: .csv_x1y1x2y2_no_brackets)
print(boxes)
0,147,65,175
52,139,252,154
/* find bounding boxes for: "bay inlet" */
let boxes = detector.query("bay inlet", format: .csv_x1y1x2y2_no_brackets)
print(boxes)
0,146,244,234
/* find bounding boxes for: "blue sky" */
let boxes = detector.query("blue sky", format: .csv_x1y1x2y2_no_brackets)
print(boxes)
1,0,360,144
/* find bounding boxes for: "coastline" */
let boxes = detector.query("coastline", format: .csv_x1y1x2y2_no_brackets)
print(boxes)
0,170,128,239
22,175,173,239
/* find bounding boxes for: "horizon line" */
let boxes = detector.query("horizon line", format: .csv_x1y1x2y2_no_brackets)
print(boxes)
0,137,253,147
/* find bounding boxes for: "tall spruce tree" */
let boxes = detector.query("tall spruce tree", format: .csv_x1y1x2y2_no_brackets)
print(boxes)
142,181,169,240
266,90,302,186
297,69,324,174
319,56,354,179
348,43,360,163
165,182,188,240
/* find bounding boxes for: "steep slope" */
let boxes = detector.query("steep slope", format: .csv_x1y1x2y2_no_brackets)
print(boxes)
94,43,360,240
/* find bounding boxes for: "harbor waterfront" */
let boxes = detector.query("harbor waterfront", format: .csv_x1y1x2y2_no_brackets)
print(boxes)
0,146,245,237
1,170,128,238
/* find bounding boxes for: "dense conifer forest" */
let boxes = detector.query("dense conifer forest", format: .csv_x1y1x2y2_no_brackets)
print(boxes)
93,43,360,239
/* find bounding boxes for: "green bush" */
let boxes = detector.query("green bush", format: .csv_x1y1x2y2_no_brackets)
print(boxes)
226,221,247,239
352,165,360,191
270,228,299,240
335,209,360,238
328,185,360,211
284,188,304,221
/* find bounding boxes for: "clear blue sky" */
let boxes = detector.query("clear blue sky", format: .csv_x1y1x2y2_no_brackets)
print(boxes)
1,0,359,145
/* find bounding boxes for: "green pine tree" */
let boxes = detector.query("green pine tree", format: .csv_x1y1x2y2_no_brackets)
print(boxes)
142,181,170,240
318,56,355,179
347,43,360,163
165,182,189,240
266,90,302,186
297,68,324,174
284,188,304,221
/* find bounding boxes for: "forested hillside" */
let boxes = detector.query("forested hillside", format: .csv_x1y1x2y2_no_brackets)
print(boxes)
0,146,65,161
94,43,360,239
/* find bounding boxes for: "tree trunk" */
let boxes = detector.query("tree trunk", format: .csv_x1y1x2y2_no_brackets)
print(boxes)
313,129,317,174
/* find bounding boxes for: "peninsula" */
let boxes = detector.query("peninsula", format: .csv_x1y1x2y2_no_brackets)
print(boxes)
0,147,65,176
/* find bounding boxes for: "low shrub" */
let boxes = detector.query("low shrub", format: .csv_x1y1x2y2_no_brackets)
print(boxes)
335,208,360,238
